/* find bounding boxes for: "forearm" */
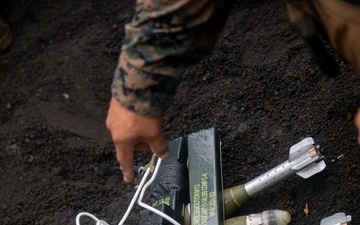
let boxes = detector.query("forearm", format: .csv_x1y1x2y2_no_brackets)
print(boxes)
112,0,234,117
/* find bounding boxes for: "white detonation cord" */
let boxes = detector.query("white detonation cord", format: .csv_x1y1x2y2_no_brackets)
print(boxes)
75,157,181,225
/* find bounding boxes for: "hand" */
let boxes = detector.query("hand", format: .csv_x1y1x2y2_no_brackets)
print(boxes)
355,108,360,145
106,97,169,182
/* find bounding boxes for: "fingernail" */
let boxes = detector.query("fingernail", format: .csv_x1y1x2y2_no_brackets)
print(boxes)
123,173,134,183
123,176,131,183
158,151,170,159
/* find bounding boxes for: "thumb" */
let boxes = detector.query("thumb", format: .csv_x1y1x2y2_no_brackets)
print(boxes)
149,136,170,159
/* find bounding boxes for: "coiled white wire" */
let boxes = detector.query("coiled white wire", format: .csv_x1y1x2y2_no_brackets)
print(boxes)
75,157,181,225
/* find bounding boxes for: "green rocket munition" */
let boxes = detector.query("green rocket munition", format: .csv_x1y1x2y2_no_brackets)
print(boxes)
223,137,326,218
186,137,327,222
223,184,250,218
224,137,326,218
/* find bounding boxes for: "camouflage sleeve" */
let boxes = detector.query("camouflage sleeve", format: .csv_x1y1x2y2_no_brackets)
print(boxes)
112,0,234,117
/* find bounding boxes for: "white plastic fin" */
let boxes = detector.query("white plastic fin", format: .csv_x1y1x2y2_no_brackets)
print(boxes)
320,212,352,225
289,137,314,156
296,160,326,178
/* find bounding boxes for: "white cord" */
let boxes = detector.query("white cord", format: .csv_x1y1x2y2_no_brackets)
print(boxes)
76,212,109,225
117,168,151,225
75,156,180,225
76,169,150,225
137,158,181,225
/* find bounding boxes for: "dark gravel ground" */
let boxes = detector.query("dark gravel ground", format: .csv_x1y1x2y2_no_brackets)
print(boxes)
1,0,360,224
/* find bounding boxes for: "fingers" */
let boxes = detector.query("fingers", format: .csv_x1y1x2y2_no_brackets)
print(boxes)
116,138,169,183
115,143,135,183
148,136,170,159
112,132,169,183
106,97,170,182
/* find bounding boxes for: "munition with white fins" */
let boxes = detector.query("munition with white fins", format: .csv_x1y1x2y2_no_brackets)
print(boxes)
224,137,326,218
